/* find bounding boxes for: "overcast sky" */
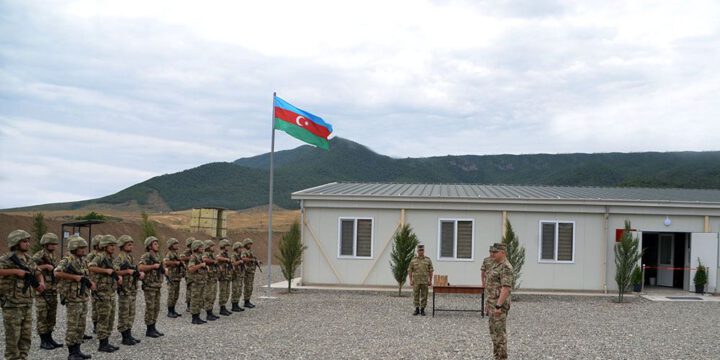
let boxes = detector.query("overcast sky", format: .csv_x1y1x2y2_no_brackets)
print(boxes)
2,0,720,209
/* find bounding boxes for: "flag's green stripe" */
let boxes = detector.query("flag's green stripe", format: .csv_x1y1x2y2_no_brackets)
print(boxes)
274,118,329,150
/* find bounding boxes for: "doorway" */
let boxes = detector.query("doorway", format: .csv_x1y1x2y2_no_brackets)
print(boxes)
641,232,689,289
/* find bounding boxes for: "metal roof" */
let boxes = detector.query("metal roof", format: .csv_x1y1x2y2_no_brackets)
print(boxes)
292,182,720,204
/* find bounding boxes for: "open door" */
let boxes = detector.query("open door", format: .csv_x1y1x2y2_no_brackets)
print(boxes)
690,233,718,293
657,234,674,287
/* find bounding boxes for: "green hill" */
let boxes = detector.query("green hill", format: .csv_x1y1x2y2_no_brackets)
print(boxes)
9,137,720,211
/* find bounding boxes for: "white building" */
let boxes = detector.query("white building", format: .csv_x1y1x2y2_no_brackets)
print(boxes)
292,182,720,293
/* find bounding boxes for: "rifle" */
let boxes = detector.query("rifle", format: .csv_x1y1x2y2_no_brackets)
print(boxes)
63,262,93,303
249,253,263,273
118,258,141,294
9,253,40,294
37,253,57,285
144,254,166,283
100,256,119,286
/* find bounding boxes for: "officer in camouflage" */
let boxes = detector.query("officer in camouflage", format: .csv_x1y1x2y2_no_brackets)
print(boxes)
202,239,220,320
181,237,194,312
86,234,102,334
163,238,184,318
187,240,208,324
1,230,46,360
229,241,245,312
240,238,260,308
408,244,433,316
55,235,95,360
88,235,122,353
485,243,514,360
481,245,497,288
138,236,165,338
216,239,233,316
32,232,63,350
114,235,143,346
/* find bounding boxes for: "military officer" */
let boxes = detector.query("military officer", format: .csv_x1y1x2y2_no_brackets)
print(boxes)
32,232,63,350
86,234,102,334
88,235,122,353
163,238,184,318
55,235,95,360
408,244,433,316
202,240,220,320
181,237,194,312
114,235,143,346
485,243,514,360
0,230,46,360
481,245,498,289
229,241,245,312
138,236,164,338
187,240,208,324
240,238,260,308
216,239,233,316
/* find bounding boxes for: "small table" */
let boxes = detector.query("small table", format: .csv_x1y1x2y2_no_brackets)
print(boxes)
431,285,485,318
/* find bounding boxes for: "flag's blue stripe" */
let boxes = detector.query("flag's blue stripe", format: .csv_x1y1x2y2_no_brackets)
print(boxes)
274,96,333,133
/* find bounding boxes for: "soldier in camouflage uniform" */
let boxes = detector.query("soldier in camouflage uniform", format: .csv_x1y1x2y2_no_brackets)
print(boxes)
181,237,194,312
485,243,514,360
0,230,46,360
88,235,122,353
230,241,246,312
240,238,260,308
186,240,208,324
408,244,433,316
163,238,184,318
138,236,165,338
114,235,143,346
55,235,95,360
216,239,233,316
481,245,498,316
32,232,63,350
86,234,102,334
202,240,220,320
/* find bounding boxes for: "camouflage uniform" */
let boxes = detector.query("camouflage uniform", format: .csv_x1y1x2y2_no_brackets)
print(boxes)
408,254,433,308
216,240,233,315
89,249,120,351
114,246,140,344
182,238,194,311
202,241,219,314
230,242,245,311
485,257,514,360
240,240,257,305
86,234,102,331
31,233,62,349
139,249,163,328
55,236,92,359
164,240,184,316
187,240,207,322
0,230,38,360
481,255,496,285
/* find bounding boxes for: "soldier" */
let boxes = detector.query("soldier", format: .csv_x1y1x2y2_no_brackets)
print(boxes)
86,234,102,334
202,240,220,320
481,245,498,288
181,237,194,312
55,235,95,360
408,244,433,316
0,230,46,360
485,243,514,360
88,235,122,353
216,239,233,316
186,240,208,324
114,235,143,346
138,236,165,338
229,241,246,312
240,238,261,308
32,232,63,350
163,238,184,318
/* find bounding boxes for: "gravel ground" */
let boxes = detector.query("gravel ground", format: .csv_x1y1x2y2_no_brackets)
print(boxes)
3,267,718,359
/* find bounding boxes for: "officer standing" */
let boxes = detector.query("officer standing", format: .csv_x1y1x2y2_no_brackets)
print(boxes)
32,232,63,350
114,235,143,346
163,238,184,318
216,239,233,316
481,245,497,288
240,238,260,308
0,230,46,360
202,240,220,320
187,240,207,324
55,235,95,360
485,243,514,360
181,237,194,312
408,244,433,316
230,241,245,312
138,236,164,338
86,234,102,335
88,234,122,353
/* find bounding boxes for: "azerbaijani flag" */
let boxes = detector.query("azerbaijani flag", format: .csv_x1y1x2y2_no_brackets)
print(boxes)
273,96,333,150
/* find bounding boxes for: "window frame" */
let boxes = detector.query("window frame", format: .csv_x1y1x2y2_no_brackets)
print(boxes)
337,217,374,259
537,220,576,264
436,218,475,262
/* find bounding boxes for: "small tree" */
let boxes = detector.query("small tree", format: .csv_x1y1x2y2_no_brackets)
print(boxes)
76,211,108,221
615,220,643,303
502,219,525,294
31,212,48,253
141,211,157,239
275,222,306,293
389,224,419,297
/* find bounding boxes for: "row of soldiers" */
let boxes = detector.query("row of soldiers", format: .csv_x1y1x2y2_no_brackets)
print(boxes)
0,229,261,360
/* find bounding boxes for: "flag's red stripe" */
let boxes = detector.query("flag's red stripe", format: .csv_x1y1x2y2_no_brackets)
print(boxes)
274,107,331,139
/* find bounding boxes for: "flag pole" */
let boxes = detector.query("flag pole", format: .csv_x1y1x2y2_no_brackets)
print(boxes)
265,92,276,298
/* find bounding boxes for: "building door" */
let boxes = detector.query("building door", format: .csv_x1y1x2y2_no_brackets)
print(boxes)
657,234,674,287
690,233,719,293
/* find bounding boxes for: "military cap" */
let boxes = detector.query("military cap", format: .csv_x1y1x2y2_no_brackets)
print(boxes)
144,236,159,249
242,238,254,246
7,229,31,248
167,238,179,248
191,239,205,251
204,240,215,248
99,234,117,249
185,237,196,247
232,242,243,250
218,239,230,248
118,235,134,247
91,234,103,249
40,232,60,245
417,244,424,250
68,235,88,251
489,245,498,253
493,243,507,252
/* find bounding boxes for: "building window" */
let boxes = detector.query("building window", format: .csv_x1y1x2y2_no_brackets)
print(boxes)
338,218,373,258
539,221,575,263
438,219,474,260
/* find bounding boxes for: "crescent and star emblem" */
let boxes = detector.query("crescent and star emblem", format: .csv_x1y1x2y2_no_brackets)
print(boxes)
295,116,310,127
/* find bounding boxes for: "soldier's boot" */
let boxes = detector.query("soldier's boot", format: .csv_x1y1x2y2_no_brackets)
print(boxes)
172,306,182,317
121,330,135,346
40,333,54,350
109,340,120,351
219,305,232,316
413,307,420,316
98,338,116,353
152,324,164,336
231,302,244,312
68,344,89,360
420,308,426,316
128,331,141,345
49,332,64,348
146,324,163,338
167,307,179,318
244,300,255,308
206,310,219,321
76,344,92,359
192,314,206,324
82,334,93,340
